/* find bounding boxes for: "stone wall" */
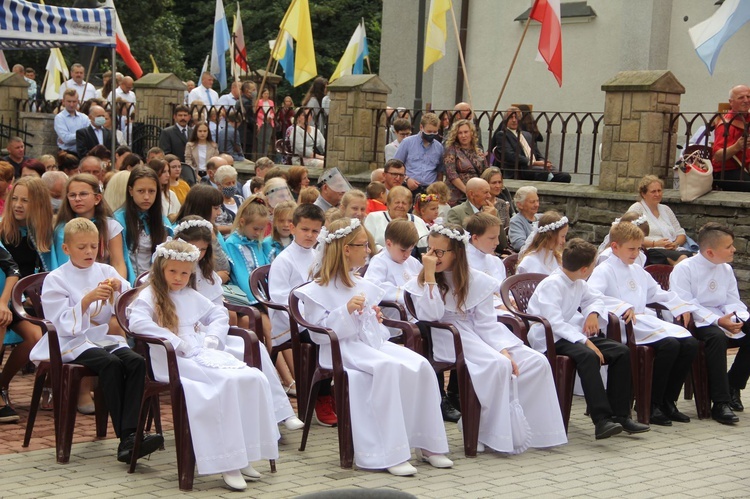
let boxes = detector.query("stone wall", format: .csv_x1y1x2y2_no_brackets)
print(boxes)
507,180,750,299
19,112,57,157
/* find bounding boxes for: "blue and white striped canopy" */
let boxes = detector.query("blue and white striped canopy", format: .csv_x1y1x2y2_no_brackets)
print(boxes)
0,0,115,50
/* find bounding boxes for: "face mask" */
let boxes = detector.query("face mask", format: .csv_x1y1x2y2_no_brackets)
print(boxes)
422,132,438,143
251,91,258,100
50,198,62,211
94,116,106,127
222,187,236,198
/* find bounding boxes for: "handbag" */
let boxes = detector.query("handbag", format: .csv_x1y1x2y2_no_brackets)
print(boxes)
674,150,713,202
222,283,254,306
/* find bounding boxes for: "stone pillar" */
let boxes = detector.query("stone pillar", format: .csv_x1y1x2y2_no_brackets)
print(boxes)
0,73,28,125
133,73,186,124
326,75,391,175
599,70,684,192
19,112,57,157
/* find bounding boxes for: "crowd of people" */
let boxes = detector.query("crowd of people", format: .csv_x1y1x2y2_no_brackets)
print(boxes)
2,66,750,492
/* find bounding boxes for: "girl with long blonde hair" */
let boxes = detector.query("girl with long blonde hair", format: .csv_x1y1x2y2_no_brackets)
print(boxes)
406,223,567,455
294,218,452,476
516,210,569,275
127,239,279,491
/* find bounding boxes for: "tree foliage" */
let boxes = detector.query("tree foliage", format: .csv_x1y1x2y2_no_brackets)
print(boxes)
6,0,381,101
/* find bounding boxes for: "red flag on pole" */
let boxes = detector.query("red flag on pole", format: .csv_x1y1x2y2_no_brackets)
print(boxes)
105,0,143,79
529,0,562,86
233,3,249,73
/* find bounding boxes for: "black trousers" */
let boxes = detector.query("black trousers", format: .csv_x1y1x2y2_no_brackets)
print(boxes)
650,336,699,406
554,336,631,424
73,347,146,440
693,323,750,403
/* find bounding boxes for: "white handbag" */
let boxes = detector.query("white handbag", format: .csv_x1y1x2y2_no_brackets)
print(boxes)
674,150,713,202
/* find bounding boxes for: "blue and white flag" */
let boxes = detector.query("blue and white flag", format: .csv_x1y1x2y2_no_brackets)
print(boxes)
210,0,230,91
353,20,369,75
689,0,750,74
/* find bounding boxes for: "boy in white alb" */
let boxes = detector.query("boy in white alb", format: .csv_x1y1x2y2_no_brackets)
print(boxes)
267,203,337,426
670,223,750,425
33,218,163,463
465,213,508,308
589,221,698,426
363,219,423,322
527,238,650,439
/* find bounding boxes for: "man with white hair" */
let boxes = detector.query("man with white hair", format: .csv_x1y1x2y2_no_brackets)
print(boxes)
42,171,68,213
712,84,750,191
59,63,96,102
188,72,219,107
447,177,508,251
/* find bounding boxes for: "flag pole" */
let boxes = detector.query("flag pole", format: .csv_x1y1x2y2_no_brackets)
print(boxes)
448,1,473,109
82,47,97,103
491,14,533,119
40,69,50,98
258,1,296,101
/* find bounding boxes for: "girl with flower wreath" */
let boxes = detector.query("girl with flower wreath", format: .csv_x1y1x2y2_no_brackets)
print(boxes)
405,223,567,454
516,210,569,275
294,218,452,476
413,193,441,228
127,239,279,491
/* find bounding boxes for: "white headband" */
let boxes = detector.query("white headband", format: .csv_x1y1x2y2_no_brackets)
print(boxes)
430,223,470,244
153,242,200,262
173,218,214,235
318,218,361,245
537,216,568,234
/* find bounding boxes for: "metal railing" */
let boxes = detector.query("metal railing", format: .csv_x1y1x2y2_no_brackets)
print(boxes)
376,108,604,185
0,116,33,150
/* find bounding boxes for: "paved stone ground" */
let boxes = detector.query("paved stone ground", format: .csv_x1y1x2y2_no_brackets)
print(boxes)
2,357,750,498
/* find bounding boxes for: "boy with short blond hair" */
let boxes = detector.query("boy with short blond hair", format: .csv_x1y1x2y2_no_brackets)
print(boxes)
589,222,698,426
366,181,387,214
670,222,750,424
527,238,649,439
33,218,162,462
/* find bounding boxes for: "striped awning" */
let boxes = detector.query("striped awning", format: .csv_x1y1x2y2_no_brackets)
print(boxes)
0,0,115,50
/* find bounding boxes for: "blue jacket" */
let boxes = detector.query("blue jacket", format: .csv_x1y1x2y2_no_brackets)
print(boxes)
224,231,270,304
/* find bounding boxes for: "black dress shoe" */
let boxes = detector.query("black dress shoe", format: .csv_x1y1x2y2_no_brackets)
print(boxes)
663,402,690,423
649,406,672,426
729,386,744,412
117,433,165,463
446,391,461,413
440,396,461,423
613,416,650,434
594,418,623,440
712,403,739,425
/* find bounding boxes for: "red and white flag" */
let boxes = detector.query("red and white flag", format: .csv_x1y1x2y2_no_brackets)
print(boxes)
105,0,143,79
233,2,249,74
529,0,562,86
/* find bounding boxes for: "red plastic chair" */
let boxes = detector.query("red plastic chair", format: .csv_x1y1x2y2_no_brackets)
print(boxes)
114,288,274,491
645,264,711,419
403,291,483,458
14,273,108,463
503,253,519,277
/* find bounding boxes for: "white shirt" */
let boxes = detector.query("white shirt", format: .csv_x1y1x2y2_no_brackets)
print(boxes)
217,93,237,110
364,251,422,321
517,249,560,275
115,86,137,104
59,78,97,102
188,85,219,106
268,241,316,345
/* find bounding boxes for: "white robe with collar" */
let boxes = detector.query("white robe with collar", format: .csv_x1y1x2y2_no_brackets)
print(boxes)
405,268,567,452
294,274,448,470
127,285,279,475
268,241,315,346
363,250,422,322
194,269,295,423
517,249,560,275
34,261,130,363
527,269,609,352
588,256,694,344
466,243,511,312
670,252,748,338
597,246,647,268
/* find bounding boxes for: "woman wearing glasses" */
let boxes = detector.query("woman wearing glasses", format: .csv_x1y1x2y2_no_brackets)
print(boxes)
364,186,429,254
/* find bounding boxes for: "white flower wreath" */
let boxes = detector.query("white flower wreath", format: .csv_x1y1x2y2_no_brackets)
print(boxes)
153,242,201,262
173,218,214,235
429,224,470,244
317,218,361,245
537,216,569,234
612,215,648,227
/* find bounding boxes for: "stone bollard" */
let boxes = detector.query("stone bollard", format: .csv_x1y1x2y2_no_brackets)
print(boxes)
133,73,187,124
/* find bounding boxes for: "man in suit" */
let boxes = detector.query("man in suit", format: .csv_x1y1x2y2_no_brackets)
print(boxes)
76,105,112,159
492,107,571,183
447,177,508,251
158,105,191,162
